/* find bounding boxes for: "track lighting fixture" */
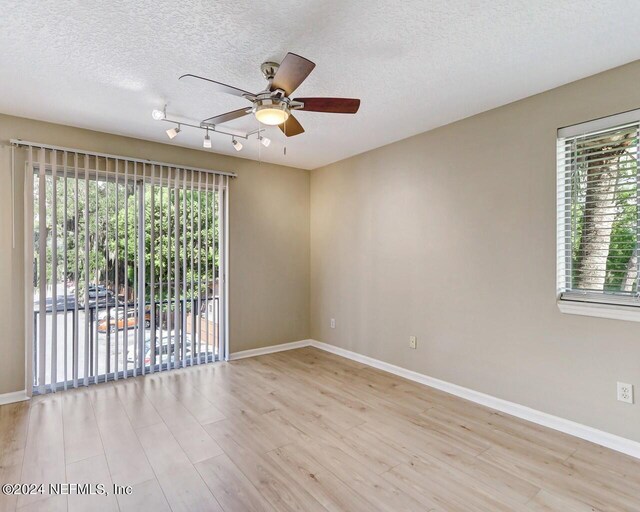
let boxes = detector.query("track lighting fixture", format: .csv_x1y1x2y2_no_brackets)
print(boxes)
259,135,271,148
166,124,181,139
203,129,212,148
155,107,267,149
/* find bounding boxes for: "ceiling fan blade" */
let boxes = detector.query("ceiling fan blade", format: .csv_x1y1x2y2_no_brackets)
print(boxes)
179,74,255,99
271,53,316,96
203,108,250,125
294,97,360,114
279,114,305,137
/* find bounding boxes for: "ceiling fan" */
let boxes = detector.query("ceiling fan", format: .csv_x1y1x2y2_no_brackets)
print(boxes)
179,52,360,137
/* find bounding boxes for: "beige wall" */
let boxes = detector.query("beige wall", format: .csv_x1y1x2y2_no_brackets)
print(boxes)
0,113,310,394
310,60,640,442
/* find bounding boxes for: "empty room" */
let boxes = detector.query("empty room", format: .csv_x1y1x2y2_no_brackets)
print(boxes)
1,1,640,511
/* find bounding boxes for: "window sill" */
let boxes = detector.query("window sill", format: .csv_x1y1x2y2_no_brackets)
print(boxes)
557,300,640,322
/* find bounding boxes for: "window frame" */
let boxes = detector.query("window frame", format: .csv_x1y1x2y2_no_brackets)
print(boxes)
556,108,640,322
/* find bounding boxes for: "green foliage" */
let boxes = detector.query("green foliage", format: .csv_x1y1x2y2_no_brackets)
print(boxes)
34,172,219,302
570,143,638,293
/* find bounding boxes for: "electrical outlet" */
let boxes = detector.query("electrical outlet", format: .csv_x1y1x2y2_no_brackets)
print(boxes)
409,336,417,349
330,318,336,329
617,382,634,404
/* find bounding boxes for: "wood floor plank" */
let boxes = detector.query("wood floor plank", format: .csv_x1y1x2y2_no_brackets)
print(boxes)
266,444,381,512
526,489,603,512
419,406,569,462
479,445,637,512
61,388,104,464
135,422,223,512
113,378,163,430
115,478,171,512
89,382,156,486
14,495,67,512
137,374,224,463
568,442,640,486
16,396,65,509
0,402,29,512
297,439,427,512
208,424,327,512
196,453,275,512
384,459,527,512
160,371,226,425
66,454,118,512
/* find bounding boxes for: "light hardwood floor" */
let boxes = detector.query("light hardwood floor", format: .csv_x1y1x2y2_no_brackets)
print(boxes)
1,347,639,512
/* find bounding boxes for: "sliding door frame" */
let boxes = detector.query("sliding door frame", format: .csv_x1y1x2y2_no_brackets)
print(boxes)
17,141,233,396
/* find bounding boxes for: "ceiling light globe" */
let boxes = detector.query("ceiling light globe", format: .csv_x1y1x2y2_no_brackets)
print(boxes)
152,109,165,120
254,104,290,126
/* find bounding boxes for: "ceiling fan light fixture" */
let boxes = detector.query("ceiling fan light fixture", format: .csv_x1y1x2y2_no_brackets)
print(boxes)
254,102,290,126
232,138,243,151
166,125,181,139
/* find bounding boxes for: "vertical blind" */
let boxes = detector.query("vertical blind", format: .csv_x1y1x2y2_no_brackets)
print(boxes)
557,112,640,306
20,142,231,394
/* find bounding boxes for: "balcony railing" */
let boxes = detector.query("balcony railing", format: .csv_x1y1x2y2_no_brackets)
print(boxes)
33,296,219,390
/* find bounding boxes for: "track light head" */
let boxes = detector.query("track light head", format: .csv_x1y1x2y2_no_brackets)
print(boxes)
166,125,181,139
203,131,212,148
259,136,271,148
152,108,166,121
232,138,243,152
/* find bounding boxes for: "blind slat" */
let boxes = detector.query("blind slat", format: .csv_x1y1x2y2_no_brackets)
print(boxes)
51,150,58,391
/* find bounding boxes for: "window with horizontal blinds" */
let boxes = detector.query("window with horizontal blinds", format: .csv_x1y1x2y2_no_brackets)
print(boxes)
20,142,231,394
557,112,640,307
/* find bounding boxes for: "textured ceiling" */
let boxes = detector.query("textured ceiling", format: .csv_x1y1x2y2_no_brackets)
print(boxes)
1,0,640,170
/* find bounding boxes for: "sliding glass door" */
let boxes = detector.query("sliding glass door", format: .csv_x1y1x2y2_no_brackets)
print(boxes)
26,145,229,394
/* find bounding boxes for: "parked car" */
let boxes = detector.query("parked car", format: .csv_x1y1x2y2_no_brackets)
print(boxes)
88,285,108,297
127,332,192,366
87,285,115,307
34,295,77,313
97,306,153,333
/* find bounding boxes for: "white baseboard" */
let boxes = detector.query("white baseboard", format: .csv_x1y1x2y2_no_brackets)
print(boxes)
227,337,640,460
0,390,30,406
309,340,640,460
229,339,313,361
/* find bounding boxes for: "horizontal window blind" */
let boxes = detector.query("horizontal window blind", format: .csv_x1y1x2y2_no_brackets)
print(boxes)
557,115,640,307
18,142,230,394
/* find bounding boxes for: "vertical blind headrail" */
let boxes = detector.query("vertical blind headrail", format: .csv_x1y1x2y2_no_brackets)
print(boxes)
10,139,237,178
28,164,222,190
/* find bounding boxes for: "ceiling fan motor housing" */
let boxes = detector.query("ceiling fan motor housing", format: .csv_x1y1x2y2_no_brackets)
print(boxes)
260,61,279,81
